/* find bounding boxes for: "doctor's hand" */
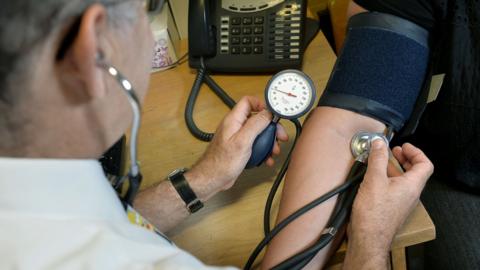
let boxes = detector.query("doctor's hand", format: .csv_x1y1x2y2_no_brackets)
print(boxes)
185,96,288,199
344,141,433,269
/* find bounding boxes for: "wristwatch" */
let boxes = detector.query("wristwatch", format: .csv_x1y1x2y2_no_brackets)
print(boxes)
167,168,204,213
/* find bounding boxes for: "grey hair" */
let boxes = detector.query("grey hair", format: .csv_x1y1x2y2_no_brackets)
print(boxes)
0,0,138,105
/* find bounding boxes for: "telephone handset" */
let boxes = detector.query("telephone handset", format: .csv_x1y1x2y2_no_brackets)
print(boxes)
188,0,217,58
188,0,308,73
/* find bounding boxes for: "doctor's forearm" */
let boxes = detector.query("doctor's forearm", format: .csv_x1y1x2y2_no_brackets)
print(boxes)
261,106,385,269
133,168,217,233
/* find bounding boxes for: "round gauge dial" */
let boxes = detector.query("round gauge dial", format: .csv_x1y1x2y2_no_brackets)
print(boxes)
265,70,316,119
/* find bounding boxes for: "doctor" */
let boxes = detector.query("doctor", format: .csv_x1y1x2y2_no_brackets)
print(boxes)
0,0,433,269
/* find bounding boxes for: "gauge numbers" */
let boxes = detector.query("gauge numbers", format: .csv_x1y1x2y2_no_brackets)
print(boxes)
266,70,316,119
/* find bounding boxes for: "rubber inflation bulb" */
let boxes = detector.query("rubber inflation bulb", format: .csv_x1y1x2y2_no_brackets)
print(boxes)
246,121,277,169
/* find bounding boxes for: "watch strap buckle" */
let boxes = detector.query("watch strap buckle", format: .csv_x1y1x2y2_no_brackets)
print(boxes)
187,198,204,213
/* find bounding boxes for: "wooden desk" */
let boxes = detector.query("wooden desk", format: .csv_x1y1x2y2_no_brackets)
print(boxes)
138,32,435,269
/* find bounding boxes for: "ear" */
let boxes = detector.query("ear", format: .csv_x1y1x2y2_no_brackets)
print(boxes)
59,4,109,99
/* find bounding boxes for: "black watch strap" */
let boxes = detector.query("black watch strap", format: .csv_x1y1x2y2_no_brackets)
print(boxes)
168,169,203,213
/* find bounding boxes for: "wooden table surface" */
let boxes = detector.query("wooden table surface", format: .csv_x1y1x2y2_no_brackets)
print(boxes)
138,32,435,268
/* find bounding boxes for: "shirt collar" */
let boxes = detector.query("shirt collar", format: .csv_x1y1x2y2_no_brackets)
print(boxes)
0,157,128,222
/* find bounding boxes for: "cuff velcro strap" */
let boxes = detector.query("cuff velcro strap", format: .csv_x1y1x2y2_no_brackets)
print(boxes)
319,92,405,131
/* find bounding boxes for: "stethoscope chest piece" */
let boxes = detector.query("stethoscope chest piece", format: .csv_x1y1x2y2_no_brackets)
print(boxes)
351,131,389,162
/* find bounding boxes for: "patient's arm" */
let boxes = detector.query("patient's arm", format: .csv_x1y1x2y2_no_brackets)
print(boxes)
261,106,385,269
261,2,377,268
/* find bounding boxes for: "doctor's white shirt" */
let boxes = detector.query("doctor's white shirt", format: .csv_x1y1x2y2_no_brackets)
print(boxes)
0,158,237,270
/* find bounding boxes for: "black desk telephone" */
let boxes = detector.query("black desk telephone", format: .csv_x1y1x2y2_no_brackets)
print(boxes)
188,0,308,73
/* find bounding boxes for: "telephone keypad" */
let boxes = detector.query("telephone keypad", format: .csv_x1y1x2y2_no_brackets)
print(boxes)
254,16,264,24
231,27,241,35
242,37,252,45
194,1,306,70
231,47,241,54
231,17,241,25
242,17,253,25
242,27,252,35
254,27,263,34
225,14,266,55
253,47,263,54
253,37,263,44
241,47,252,54
231,37,241,45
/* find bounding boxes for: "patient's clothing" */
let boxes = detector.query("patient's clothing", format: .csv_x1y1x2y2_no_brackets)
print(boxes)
351,0,480,269
420,174,480,269
353,0,480,189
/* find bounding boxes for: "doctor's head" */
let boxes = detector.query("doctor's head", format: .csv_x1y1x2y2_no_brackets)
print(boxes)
0,0,155,158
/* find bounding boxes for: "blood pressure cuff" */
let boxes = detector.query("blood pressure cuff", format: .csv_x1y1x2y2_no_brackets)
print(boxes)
318,12,430,131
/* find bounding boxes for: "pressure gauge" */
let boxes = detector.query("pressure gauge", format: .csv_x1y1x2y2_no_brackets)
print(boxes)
265,70,316,119
246,69,316,169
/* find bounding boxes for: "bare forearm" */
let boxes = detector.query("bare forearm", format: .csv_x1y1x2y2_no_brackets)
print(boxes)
133,168,218,232
134,97,288,232
261,107,385,269
343,244,390,270
133,96,284,233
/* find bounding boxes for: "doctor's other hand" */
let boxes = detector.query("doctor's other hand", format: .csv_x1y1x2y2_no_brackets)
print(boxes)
344,141,433,269
186,96,288,197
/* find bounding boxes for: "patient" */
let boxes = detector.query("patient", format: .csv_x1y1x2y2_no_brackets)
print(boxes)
261,1,435,269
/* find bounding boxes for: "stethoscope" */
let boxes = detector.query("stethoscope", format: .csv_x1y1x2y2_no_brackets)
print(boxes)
96,53,143,208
